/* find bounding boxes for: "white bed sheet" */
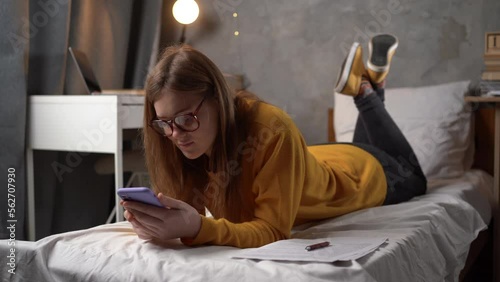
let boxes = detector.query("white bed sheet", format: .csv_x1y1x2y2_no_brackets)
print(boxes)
1,170,493,282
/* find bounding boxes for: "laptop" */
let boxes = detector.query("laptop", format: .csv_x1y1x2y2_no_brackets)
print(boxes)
68,47,145,96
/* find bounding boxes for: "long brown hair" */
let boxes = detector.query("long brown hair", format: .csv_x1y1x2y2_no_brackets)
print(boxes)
143,45,257,221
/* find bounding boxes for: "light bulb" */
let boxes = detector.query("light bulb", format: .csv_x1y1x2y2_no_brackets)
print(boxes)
172,0,199,25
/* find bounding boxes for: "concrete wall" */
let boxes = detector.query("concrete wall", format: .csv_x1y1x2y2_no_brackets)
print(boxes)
178,0,500,144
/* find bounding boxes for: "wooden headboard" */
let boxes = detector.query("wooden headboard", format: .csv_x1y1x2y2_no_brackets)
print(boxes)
327,107,495,176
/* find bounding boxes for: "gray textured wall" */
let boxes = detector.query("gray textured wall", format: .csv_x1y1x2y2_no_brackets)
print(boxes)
182,0,500,144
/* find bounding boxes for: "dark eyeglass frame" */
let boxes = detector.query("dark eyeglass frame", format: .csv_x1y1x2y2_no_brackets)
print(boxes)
149,95,208,137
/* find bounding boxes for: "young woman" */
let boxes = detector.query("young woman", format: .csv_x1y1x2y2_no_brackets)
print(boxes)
121,35,427,248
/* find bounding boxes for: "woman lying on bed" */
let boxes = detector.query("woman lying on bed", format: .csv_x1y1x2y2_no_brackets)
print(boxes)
121,34,427,248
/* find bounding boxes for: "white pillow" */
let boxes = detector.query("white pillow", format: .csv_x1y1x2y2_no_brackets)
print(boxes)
334,80,473,180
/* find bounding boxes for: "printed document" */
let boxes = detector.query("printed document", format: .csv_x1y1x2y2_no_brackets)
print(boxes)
232,237,387,263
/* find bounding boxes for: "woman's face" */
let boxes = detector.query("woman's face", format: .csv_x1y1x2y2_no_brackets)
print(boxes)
154,90,219,159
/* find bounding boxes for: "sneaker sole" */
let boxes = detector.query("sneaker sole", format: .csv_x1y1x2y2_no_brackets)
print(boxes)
367,34,398,72
335,42,360,93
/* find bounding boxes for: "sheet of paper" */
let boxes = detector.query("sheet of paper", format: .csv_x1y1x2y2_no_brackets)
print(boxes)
487,90,500,96
232,237,388,263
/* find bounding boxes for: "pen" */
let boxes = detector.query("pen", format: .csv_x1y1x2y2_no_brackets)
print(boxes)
305,241,330,251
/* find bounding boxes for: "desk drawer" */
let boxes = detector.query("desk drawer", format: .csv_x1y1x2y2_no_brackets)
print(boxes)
29,102,119,153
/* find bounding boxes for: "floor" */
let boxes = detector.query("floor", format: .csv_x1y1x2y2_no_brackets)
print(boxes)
463,237,493,282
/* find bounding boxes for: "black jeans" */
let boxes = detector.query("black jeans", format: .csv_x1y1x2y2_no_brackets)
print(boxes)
351,89,427,205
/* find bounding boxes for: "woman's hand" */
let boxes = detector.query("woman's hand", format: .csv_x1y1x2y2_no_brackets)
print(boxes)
122,193,202,242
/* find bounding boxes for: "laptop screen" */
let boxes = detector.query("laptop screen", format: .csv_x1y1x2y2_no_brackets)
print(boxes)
68,47,102,94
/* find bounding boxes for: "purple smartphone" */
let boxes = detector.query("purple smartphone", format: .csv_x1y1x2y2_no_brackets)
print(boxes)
117,187,164,207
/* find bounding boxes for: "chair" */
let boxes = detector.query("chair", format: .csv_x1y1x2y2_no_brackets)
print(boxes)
94,149,149,223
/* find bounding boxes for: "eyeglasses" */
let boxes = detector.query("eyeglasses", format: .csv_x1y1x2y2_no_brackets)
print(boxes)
149,95,207,137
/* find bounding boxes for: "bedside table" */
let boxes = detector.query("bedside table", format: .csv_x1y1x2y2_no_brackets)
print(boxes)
465,95,500,200
465,95,500,282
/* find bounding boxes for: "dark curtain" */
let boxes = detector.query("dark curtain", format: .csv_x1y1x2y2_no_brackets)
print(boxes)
0,0,163,240
0,0,29,240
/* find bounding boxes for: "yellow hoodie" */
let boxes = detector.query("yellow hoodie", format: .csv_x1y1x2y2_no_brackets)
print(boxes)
182,101,387,248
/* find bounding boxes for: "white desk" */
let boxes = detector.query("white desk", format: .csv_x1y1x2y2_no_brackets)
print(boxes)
26,95,145,241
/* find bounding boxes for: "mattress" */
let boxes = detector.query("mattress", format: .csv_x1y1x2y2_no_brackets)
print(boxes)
1,170,493,282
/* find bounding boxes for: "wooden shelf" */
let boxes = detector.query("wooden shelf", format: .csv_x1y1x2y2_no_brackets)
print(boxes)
465,96,500,103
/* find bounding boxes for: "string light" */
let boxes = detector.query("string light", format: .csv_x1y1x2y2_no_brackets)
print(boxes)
232,7,243,78
233,13,239,37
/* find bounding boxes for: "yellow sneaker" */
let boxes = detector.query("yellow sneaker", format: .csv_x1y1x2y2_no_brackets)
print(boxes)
334,42,368,96
366,34,398,84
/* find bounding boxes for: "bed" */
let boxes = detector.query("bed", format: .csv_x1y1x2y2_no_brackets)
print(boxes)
1,81,496,282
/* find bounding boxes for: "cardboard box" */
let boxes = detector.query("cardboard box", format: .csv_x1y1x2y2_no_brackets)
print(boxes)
485,31,500,54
